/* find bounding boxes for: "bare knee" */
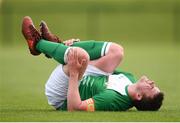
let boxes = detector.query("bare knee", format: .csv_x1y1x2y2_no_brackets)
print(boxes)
73,47,89,79
74,47,90,64
108,43,124,60
88,43,124,73
64,47,89,78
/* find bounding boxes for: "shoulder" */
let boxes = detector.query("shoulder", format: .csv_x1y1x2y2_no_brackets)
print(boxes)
92,90,133,111
113,68,137,83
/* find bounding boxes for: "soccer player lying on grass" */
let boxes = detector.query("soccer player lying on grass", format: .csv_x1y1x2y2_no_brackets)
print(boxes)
22,16,164,111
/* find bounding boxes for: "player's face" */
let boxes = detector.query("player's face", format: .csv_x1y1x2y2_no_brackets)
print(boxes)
137,76,160,99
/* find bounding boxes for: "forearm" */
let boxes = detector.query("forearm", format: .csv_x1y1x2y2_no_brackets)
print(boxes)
67,74,85,111
66,47,90,111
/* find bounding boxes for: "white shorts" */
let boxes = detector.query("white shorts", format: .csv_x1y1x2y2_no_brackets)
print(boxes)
45,64,111,109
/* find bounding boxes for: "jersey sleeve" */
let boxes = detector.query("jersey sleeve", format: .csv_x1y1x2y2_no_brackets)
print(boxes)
92,89,133,111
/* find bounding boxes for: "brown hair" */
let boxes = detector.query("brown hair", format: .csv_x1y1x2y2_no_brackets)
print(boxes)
133,92,164,111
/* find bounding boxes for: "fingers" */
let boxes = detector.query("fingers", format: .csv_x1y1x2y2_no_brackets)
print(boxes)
64,38,80,46
139,75,155,88
80,59,87,66
74,48,78,59
140,75,150,82
67,48,79,65
64,41,73,46
67,49,71,63
67,48,88,80
141,76,154,84
147,80,155,87
67,47,88,67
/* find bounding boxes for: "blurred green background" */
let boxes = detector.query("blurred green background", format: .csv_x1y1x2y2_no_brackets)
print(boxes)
1,0,180,46
0,0,180,121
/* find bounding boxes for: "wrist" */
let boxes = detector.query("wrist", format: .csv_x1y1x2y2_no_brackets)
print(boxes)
70,73,79,79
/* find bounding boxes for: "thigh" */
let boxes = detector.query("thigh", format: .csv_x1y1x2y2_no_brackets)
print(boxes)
45,64,69,109
89,42,124,73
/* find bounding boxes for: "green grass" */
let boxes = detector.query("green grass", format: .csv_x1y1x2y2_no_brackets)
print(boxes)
0,42,180,121
1,0,180,46
1,0,180,121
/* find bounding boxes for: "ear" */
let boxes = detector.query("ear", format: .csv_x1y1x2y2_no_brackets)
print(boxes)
135,93,142,101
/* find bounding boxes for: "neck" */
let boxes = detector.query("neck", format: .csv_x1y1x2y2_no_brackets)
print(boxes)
128,84,137,101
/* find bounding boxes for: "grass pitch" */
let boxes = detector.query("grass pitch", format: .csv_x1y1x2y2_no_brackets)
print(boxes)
0,43,180,121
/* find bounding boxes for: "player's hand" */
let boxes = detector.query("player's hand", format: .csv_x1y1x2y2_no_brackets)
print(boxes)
67,48,86,79
63,38,80,46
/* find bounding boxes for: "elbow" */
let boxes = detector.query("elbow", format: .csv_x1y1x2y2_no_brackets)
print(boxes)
67,104,77,112
67,103,78,112
67,107,74,112
67,102,84,111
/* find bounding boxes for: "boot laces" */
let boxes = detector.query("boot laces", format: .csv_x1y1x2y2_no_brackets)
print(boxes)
29,25,41,41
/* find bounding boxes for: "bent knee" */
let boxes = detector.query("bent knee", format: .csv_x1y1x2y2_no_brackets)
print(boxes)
74,47,90,64
109,43,124,59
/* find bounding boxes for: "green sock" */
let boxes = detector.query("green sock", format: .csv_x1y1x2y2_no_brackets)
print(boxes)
72,40,110,60
36,39,110,64
36,39,69,64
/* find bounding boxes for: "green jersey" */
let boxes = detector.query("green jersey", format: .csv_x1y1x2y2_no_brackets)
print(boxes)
60,69,136,111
